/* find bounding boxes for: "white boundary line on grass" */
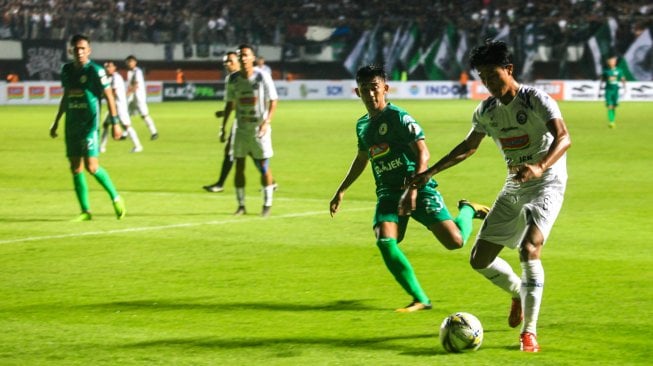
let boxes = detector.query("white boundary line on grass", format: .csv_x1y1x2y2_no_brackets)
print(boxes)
0,207,369,245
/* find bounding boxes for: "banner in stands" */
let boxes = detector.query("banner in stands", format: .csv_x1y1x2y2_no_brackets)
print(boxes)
21,40,66,81
2,80,652,104
2,81,163,105
162,82,226,101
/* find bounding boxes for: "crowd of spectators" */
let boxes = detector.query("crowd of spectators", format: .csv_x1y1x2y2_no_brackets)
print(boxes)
0,0,650,56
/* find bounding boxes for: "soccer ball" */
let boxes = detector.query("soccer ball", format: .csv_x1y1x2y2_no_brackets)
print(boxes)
439,312,484,353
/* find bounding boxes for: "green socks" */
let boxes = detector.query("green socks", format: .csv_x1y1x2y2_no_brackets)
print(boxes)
73,172,90,212
608,109,615,123
377,237,430,304
92,166,119,201
454,205,475,246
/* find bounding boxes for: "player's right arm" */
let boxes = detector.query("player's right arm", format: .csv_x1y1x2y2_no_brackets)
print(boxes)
330,150,368,217
220,101,234,143
50,90,67,138
408,129,485,187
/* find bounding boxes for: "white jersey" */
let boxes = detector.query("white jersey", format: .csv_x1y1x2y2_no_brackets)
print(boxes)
471,84,567,191
110,72,127,106
225,68,278,130
127,66,146,101
105,72,132,126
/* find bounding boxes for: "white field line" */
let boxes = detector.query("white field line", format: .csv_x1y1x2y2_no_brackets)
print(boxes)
0,207,370,245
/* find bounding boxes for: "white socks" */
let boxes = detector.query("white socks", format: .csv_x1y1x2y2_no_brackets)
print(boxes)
236,186,274,208
520,259,544,335
475,257,521,298
126,126,142,149
263,185,274,207
143,115,157,135
236,187,245,206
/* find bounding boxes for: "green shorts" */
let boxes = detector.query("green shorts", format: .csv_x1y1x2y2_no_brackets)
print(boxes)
66,128,100,158
604,88,619,107
373,180,453,230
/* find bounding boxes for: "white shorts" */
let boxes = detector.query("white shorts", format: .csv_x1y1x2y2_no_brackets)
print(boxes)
103,100,132,127
233,124,273,160
477,179,566,249
128,94,150,117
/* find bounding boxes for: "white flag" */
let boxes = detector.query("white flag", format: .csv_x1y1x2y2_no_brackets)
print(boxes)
624,28,652,81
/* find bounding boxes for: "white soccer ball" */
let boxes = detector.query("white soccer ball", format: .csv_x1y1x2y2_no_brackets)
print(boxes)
439,312,484,353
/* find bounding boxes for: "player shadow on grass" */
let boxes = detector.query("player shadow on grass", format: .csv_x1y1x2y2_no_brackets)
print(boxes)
119,333,439,356
0,217,66,223
83,298,384,312
85,299,492,356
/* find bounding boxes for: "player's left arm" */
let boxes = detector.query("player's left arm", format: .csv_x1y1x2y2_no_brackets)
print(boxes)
103,86,123,140
513,118,571,183
398,139,430,216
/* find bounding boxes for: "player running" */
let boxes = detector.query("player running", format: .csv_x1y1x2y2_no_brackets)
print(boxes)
49,34,126,221
407,41,571,352
330,65,489,313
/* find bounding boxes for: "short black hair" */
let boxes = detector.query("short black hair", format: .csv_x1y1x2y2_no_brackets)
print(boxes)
125,55,137,62
355,65,387,83
69,34,89,46
237,44,254,54
223,51,237,63
469,40,513,70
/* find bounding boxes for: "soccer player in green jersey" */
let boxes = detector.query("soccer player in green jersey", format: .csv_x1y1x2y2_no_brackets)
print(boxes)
330,65,489,312
49,34,126,221
599,56,627,128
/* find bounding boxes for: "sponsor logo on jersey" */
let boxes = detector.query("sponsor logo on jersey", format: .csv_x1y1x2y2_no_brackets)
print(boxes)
373,157,404,175
68,88,84,98
80,75,87,84
499,134,530,151
369,143,390,159
68,101,88,109
516,110,528,124
239,96,257,105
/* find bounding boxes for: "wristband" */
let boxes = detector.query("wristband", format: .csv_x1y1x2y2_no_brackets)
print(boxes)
111,116,119,125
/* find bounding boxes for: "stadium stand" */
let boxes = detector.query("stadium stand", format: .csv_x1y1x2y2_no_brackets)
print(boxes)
0,0,651,81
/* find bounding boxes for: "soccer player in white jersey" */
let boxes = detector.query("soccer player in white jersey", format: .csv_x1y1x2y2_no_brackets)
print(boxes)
221,44,278,217
125,55,158,140
100,61,143,153
407,41,571,352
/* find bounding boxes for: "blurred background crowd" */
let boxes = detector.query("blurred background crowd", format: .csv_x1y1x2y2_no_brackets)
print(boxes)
1,0,651,80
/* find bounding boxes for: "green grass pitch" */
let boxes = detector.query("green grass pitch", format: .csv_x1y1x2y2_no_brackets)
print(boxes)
0,99,651,365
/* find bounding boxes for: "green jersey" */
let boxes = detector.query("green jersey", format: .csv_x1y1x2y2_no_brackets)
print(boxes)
61,60,110,137
601,67,624,90
356,103,430,191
